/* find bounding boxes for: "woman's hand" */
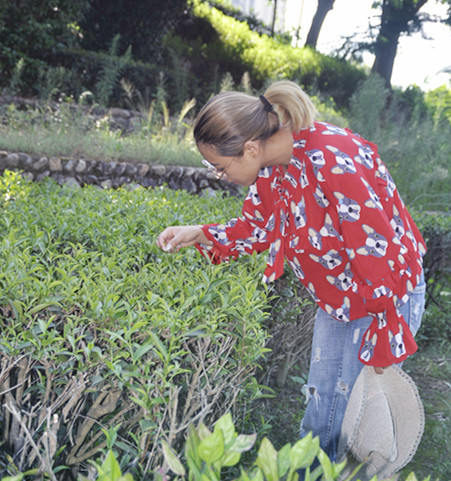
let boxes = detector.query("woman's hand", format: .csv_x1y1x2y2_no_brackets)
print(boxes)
156,225,212,252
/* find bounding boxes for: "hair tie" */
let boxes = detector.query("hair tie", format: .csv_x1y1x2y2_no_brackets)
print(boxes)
259,94,274,112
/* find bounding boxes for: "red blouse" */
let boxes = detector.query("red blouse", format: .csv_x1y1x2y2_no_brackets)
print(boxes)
196,121,427,367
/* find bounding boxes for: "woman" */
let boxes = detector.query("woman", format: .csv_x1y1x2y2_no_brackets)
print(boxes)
156,80,426,475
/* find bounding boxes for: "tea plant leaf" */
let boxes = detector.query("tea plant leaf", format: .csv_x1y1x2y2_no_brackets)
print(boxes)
317,449,333,480
230,434,257,453
98,450,122,480
198,428,224,464
255,438,278,481
289,432,320,470
214,412,236,446
161,440,186,476
277,444,292,478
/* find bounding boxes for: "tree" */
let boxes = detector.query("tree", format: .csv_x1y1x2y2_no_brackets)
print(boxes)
305,0,336,49
79,0,188,62
333,0,451,88
371,0,429,87
0,0,88,77
270,0,279,36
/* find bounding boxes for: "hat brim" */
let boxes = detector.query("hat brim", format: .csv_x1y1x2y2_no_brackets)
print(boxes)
337,365,424,481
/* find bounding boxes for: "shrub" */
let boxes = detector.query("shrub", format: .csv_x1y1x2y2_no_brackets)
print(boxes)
349,76,451,211
166,0,366,108
412,210,451,345
0,171,269,479
425,85,451,125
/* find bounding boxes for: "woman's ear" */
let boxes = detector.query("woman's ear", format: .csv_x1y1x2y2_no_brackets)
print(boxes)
243,140,261,157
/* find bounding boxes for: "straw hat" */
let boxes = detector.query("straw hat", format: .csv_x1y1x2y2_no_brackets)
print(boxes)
337,365,424,481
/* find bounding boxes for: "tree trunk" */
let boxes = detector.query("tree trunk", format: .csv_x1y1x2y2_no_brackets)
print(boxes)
371,18,402,88
271,0,278,36
305,0,335,49
371,0,429,87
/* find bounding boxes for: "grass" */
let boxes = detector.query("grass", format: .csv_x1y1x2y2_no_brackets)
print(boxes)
0,102,203,167
402,342,451,481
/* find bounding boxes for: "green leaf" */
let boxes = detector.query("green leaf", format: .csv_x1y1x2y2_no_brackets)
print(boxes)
317,449,333,481
186,424,203,476
222,450,241,467
198,428,225,464
198,422,212,440
161,440,186,476
100,450,122,481
405,474,420,481
230,433,257,453
289,433,320,470
255,438,279,481
118,475,134,481
132,343,153,362
1,475,24,481
215,412,236,446
277,443,291,478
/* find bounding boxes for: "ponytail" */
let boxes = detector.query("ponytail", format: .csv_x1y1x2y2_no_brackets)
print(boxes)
264,80,317,131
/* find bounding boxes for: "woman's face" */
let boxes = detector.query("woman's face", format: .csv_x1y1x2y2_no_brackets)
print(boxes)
198,143,263,187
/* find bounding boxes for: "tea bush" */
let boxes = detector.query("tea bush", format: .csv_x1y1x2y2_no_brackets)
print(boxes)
0,171,270,479
1,413,434,480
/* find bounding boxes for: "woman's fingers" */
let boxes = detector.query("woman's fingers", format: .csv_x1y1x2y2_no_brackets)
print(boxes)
156,226,204,252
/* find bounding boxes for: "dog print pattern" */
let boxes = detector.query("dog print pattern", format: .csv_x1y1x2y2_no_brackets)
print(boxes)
196,122,426,367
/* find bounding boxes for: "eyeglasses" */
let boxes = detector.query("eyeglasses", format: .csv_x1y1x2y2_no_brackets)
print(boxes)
201,159,227,179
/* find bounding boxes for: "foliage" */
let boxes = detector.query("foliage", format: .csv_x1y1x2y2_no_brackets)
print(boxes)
0,0,87,90
208,0,275,37
0,171,270,479
166,0,366,108
159,412,329,481
411,209,451,345
424,85,451,125
95,35,132,107
0,100,201,167
348,75,451,211
156,412,432,481
401,345,451,481
0,0,366,110
78,0,187,63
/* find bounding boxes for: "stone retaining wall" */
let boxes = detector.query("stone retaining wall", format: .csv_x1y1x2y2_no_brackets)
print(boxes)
0,150,243,197
0,96,242,196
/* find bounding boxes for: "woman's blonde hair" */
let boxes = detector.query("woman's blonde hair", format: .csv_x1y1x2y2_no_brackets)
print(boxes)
193,80,317,157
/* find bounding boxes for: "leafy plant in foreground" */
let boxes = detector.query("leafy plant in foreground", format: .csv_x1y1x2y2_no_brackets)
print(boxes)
156,412,431,481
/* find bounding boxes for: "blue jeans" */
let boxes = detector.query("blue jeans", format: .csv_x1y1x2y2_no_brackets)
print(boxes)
298,272,426,478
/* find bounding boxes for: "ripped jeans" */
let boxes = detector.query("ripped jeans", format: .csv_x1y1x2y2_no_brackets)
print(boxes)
298,272,426,478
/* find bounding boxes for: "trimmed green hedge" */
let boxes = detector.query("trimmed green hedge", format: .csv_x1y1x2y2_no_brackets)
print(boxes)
0,171,269,479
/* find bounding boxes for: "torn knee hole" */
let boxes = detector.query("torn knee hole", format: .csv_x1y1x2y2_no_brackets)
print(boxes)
303,384,321,409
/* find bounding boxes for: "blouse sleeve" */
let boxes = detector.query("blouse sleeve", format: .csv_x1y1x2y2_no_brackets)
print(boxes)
195,183,273,264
